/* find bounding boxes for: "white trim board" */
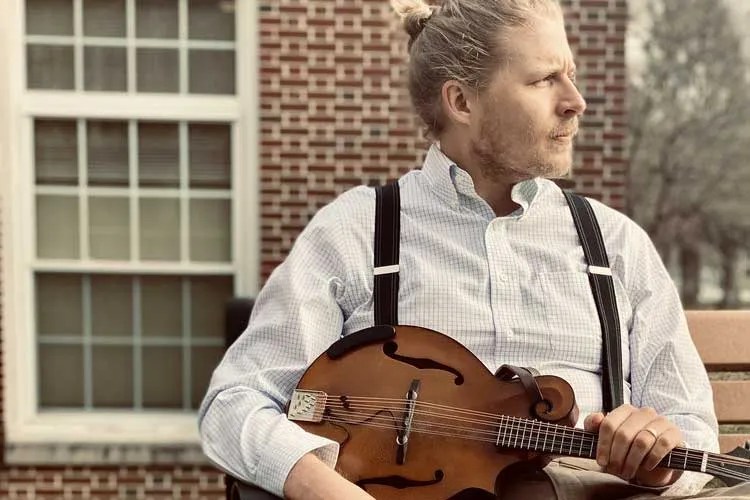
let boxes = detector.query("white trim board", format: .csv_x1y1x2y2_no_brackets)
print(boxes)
2,0,260,455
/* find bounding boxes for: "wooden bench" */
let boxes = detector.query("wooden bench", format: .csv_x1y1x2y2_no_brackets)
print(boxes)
686,310,750,452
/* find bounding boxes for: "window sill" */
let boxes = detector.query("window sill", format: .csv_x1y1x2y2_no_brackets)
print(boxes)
4,411,211,465
5,442,210,465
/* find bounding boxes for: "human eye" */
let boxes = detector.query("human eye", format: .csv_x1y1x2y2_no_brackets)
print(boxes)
534,73,557,87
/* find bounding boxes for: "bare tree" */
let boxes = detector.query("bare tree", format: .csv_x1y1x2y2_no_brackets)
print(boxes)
628,0,750,307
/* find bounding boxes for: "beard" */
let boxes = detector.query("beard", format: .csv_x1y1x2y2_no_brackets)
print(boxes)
470,114,574,183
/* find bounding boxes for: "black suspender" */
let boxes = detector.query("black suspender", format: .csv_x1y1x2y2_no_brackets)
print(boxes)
372,183,624,412
563,192,624,411
374,182,400,326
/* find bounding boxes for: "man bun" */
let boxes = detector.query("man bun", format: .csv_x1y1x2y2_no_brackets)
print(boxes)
390,0,435,43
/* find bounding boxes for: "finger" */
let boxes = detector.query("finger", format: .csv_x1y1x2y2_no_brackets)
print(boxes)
641,425,683,472
605,407,658,477
584,412,604,432
596,404,637,468
620,418,672,480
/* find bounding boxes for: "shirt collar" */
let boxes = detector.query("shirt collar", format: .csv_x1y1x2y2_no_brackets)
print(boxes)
421,142,543,218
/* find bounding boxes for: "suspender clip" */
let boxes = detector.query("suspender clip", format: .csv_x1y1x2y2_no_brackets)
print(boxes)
588,265,612,276
374,264,399,276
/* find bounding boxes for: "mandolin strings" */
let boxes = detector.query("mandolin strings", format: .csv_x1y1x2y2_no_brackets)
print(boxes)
306,394,750,481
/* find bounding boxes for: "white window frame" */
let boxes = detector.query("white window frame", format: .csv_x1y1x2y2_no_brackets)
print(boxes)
0,0,259,457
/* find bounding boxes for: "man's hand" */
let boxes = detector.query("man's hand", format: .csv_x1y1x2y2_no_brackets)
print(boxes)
284,453,375,500
584,404,684,487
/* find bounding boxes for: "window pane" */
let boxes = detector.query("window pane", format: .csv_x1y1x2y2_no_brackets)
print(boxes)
39,345,84,407
27,45,75,90
36,274,83,337
37,195,79,259
190,276,232,339
142,347,182,408
191,346,223,409
83,0,126,37
35,119,78,186
91,275,133,337
188,50,235,95
136,49,179,93
189,123,231,188
140,198,180,260
89,197,130,260
84,46,127,91
92,346,133,407
141,276,182,338
88,120,129,186
136,0,178,38
138,122,179,187
26,0,74,36
190,199,230,262
188,0,235,41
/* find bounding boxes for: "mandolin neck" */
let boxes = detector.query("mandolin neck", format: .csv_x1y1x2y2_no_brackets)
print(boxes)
497,415,723,475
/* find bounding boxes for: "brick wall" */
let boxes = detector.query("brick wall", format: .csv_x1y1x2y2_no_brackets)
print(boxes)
0,466,224,499
259,0,629,279
1,0,628,497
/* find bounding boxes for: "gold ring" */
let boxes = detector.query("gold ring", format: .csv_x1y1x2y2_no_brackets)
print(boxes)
642,427,659,440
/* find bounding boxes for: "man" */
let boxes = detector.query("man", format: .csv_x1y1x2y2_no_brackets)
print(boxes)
199,1,743,498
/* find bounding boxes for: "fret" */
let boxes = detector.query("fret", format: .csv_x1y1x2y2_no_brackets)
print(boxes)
588,436,594,458
503,417,513,446
559,426,565,454
508,416,513,447
495,416,502,447
577,430,583,457
495,415,505,446
507,417,512,447
503,417,510,446
568,428,574,455
683,449,688,469
667,451,672,468
551,426,557,453
543,424,549,452
522,420,529,449
534,420,541,452
700,452,707,473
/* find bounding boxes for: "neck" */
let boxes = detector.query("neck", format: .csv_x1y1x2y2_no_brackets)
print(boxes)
438,138,521,217
496,415,731,478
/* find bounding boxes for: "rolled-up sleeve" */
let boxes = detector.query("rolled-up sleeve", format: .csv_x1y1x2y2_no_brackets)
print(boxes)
626,228,719,494
198,194,360,496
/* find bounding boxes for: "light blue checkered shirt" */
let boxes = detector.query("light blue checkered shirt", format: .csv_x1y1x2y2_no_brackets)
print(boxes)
199,144,719,496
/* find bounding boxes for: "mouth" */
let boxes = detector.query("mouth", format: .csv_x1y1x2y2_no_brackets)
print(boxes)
551,130,578,140
551,134,574,143
551,125,579,140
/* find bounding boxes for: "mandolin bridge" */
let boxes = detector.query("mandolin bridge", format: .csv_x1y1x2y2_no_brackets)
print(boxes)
288,390,327,423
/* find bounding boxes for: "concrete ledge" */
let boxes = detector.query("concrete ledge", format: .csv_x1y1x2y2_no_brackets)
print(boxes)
5,442,212,465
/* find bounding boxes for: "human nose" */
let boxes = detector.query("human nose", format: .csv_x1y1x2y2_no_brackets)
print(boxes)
558,78,587,117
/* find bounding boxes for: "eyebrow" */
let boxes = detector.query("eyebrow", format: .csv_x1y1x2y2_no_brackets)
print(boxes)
529,62,577,76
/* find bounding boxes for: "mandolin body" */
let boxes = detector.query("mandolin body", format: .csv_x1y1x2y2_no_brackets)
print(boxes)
291,325,578,499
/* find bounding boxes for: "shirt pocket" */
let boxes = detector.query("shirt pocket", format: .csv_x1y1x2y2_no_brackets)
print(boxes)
540,270,604,369
540,269,633,374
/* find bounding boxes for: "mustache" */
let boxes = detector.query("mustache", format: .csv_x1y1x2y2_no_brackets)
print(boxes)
550,122,579,138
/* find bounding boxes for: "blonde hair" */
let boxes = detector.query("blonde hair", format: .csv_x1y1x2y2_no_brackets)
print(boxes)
391,0,562,139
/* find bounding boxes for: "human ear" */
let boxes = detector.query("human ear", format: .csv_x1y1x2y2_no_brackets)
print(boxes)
440,80,474,127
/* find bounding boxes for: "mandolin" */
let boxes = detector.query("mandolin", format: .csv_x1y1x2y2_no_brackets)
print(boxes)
286,325,750,499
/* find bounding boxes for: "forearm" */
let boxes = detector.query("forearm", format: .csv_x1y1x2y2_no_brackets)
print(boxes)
199,385,340,494
284,454,375,500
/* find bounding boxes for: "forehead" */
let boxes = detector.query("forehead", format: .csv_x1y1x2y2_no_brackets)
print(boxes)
501,13,575,72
